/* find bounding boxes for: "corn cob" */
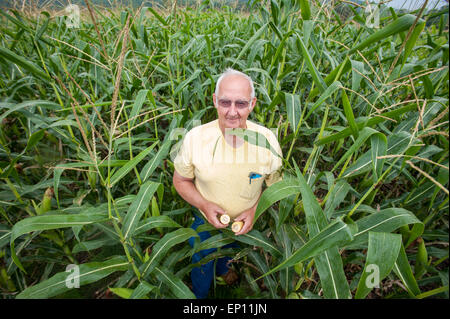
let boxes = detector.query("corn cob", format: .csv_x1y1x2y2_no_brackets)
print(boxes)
220,213,230,225
231,221,244,233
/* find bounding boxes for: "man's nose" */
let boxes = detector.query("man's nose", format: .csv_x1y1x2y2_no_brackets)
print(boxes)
228,102,238,115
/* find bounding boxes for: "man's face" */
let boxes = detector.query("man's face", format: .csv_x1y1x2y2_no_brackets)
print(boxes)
213,75,256,131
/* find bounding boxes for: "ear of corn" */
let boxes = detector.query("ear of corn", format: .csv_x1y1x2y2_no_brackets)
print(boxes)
231,221,243,233
220,213,230,225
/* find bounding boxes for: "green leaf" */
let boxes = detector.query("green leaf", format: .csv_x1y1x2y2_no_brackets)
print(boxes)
315,248,351,299
24,129,46,153
122,181,161,239
129,89,149,128
295,166,351,298
355,232,402,299
277,194,296,230
402,21,426,66
347,14,424,54
72,237,117,254
174,70,202,96
16,256,129,298
109,141,158,186
154,266,196,299
233,229,282,257
347,208,423,248
324,180,351,219
232,22,268,67
260,218,355,278
135,215,181,235
415,286,449,299
331,127,380,173
141,228,198,276
129,281,155,299
10,211,109,272
0,225,11,249
194,233,235,252
109,287,133,299
299,0,311,21
350,60,365,93
140,140,172,182
248,250,277,298
0,46,50,81
296,34,327,93
316,103,417,146
341,90,359,139
302,20,314,45
147,7,167,26
285,93,301,131
35,11,50,41
254,178,300,222
370,132,387,180
393,243,421,297
304,81,341,121
0,100,60,126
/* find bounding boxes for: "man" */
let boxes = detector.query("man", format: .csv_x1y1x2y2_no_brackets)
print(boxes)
173,68,282,298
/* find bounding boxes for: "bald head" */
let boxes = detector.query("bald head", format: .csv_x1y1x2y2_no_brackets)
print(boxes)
215,68,255,99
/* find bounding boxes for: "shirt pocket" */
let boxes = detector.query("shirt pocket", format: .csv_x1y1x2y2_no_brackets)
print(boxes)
239,176,264,200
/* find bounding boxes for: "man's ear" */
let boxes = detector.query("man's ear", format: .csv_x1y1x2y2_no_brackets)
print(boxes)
249,97,257,112
212,93,218,109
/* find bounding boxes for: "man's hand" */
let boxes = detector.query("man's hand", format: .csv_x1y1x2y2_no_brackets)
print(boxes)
201,201,228,229
233,206,256,236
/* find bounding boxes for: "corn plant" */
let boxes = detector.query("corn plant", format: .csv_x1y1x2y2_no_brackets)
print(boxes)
0,0,448,299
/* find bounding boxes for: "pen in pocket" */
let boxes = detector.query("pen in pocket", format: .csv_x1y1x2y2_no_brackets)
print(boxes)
248,172,262,184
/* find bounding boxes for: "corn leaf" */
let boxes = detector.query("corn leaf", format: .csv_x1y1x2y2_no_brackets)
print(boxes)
348,14,424,54
347,208,424,249
234,229,283,257
140,139,172,182
341,89,359,139
122,181,161,239
154,266,196,299
134,215,182,235
370,132,387,180
393,243,421,297
0,46,50,81
193,233,235,252
129,281,155,299
296,34,327,93
141,228,198,277
355,232,402,299
260,218,356,278
285,93,301,131
295,164,352,299
10,211,109,272
109,141,158,186
16,256,129,298
254,178,300,222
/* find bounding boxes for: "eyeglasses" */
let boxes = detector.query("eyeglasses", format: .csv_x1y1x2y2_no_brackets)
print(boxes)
217,98,252,109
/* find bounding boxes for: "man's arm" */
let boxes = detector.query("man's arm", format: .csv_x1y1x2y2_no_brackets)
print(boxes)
172,170,227,229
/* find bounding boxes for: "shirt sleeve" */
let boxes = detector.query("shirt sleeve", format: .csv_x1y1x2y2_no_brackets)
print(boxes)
173,130,195,179
264,130,283,187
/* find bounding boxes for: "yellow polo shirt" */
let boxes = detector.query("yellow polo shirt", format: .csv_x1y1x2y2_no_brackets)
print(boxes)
174,119,282,219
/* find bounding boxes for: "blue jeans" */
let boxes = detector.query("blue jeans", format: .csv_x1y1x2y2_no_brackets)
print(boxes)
188,213,238,299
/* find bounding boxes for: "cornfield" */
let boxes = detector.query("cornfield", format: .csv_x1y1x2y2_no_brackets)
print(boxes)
0,0,448,299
